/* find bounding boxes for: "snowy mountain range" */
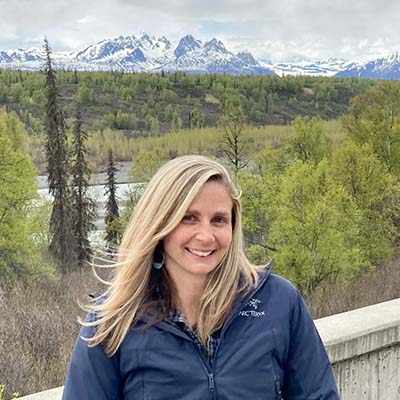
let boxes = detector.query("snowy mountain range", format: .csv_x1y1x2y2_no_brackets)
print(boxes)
1,33,400,79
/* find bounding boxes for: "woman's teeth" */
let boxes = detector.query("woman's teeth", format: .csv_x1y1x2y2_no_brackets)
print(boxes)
187,248,213,257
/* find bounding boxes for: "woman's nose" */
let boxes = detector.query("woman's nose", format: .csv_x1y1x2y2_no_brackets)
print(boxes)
195,223,215,242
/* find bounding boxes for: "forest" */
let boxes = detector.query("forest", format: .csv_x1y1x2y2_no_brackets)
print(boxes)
0,66,374,169
1,52,400,398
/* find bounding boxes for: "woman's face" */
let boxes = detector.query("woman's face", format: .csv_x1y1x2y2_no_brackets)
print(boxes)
163,181,233,284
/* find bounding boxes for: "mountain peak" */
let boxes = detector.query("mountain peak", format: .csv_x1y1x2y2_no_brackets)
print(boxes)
204,38,227,53
159,36,172,49
10,32,400,77
387,52,400,63
174,34,202,58
237,51,258,66
139,33,153,45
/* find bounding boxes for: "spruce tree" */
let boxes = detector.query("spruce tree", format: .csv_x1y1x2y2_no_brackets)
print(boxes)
71,104,96,267
104,149,121,250
43,37,76,272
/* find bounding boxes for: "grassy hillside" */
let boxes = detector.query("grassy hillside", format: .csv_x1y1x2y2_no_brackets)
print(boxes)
0,68,375,138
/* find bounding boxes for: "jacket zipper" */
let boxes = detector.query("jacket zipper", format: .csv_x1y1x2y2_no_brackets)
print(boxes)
208,373,215,391
155,321,215,396
187,339,216,399
207,262,273,398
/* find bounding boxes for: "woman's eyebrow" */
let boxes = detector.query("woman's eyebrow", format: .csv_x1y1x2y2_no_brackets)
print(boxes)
186,208,231,217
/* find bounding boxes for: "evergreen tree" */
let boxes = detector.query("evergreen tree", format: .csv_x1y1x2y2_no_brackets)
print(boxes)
170,106,182,132
104,149,121,250
43,37,76,272
71,104,96,267
189,102,205,129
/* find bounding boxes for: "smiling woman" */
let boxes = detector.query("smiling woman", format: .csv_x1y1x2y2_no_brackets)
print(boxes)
62,155,339,400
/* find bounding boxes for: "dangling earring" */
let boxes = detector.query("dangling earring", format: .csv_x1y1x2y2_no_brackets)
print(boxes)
152,247,164,270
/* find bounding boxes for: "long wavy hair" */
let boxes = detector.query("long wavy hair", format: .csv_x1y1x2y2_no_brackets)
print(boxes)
83,155,260,356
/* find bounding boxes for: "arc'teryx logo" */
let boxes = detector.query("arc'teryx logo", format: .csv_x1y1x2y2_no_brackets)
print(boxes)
239,298,266,317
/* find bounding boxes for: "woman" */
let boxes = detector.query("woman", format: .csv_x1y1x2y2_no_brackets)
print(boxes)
63,155,339,399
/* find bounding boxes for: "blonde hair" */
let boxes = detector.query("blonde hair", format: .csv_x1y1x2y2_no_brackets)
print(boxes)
84,155,260,356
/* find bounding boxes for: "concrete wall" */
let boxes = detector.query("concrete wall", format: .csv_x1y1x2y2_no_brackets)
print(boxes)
17,387,62,400
315,298,400,399
18,298,400,400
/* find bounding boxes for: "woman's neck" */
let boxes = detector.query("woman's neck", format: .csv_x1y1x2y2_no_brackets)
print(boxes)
173,277,206,328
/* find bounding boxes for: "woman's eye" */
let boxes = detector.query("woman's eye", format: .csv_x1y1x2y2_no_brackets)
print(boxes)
213,216,228,224
182,214,195,222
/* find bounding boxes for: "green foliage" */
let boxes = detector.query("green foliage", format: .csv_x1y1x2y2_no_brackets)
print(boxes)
70,106,96,267
86,128,138,165
104,149,121,250
162,88,179,103
331,141,400,263
164,104,174,122
238,171,276,264
130,147,170,182
0,110,53,281
78,83,95,105
27,195,52,252
43,38,76,272
239,120,400,297
170,106,182,132
0,67,377,141
269,161,365,296
9,82,24,102
342,81,400,174
290,115,329,163
0,384,20,399
119,183,146,231
107,111,138,130
189,102,206,129
150,116,160,136
239,145,295,264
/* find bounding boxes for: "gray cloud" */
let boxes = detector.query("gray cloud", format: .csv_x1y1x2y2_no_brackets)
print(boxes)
1,0,400,61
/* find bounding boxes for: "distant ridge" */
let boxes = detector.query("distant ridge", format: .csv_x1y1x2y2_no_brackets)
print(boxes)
1,33,400,79
0,33,275,76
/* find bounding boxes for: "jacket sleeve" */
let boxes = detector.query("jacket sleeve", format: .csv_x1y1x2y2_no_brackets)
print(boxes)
282,290,339,400
62,314,122,400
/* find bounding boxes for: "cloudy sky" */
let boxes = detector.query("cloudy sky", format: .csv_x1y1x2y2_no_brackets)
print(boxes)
1,0,400,62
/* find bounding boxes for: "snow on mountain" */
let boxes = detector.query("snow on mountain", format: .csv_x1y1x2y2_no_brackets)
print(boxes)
0,34,274,75
272,57,359,77
0,51,12,64
237,51,258,66
204,38,228,54
335,52,400,79
2,34,400,79
174,35,202,58
66,34,173,71
0,47,44,69
5,47,43,62
155,35,274,75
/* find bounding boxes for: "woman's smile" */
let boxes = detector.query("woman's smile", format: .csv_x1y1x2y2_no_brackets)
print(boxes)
186,248,215,257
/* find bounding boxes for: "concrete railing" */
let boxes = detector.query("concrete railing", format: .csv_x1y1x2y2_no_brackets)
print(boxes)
19,298,400,400
18,387,62,400
315,298,400,399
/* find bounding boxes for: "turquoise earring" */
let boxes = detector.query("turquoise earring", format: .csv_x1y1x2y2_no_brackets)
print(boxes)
152,249,164,270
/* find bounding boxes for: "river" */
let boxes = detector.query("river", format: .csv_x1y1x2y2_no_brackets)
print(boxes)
37,162,138,242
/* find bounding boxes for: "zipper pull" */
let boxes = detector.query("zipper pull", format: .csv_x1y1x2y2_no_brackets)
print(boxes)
208,373,215,391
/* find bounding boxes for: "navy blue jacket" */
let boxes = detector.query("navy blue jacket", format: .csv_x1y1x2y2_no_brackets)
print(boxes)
63,264,339,399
